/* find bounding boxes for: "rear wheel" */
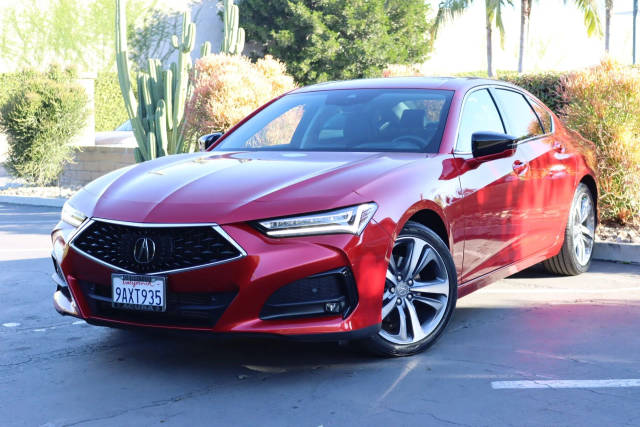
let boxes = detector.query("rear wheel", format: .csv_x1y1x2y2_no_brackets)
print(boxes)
543,183,596,276
362,221,457,357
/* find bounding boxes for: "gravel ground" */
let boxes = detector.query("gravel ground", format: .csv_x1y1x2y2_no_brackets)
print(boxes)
596,222,640,244
0,163,79,198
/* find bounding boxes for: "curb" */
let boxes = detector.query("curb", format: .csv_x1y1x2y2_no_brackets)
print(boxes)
593,241,640,264
0,195,66,208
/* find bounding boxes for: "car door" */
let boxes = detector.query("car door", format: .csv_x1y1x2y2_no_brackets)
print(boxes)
454,88,529,283
491,89,573,257
527,97,577,246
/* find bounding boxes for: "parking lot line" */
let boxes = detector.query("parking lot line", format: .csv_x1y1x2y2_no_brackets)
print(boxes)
491,379,640,389
482,287,640,293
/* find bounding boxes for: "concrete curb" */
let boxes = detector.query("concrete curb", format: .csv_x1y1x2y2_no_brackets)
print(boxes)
593,241,640,264
0,195,66,208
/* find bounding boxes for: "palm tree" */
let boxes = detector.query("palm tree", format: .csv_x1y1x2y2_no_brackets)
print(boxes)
434,0,513,78
518,0,601,72
605,0,613,52
518,0,532,73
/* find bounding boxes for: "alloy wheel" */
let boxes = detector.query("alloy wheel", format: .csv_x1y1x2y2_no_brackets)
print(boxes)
379,236,450,345
572,192,595,266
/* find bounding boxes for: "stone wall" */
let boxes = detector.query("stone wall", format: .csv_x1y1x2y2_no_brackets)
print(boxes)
60,146,136,187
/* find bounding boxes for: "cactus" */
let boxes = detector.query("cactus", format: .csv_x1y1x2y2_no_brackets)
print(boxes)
221,0,245,55
116,0,206,162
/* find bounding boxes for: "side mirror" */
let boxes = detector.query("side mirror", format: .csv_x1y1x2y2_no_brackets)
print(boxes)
198,132,223,151
471,131,517,159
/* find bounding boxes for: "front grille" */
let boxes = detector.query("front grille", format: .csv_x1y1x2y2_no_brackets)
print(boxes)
78,281,236,328
260,268,358,320
72,220,243,274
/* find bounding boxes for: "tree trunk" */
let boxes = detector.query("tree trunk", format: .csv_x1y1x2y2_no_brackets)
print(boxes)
605,0,612,53
486,12,494,77
518,0,531,73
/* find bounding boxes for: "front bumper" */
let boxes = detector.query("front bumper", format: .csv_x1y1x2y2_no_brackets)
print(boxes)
52,220,390,338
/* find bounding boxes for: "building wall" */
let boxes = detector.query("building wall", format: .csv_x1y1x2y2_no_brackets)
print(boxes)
60,146,136,187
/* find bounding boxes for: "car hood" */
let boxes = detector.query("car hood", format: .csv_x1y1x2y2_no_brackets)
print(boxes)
73,151,424,224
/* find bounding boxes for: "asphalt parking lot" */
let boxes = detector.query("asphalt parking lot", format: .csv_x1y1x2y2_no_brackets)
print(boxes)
1,202,639,427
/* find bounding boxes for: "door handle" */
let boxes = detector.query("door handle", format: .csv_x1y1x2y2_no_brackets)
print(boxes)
512,160,528,175
552,141,565,153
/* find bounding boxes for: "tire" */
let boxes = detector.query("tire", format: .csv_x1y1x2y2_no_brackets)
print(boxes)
543,183,596,276
362,221,457,357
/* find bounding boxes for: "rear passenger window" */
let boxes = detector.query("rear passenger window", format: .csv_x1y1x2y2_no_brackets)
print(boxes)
493,89,543,139
528,98,553,134
456,89,505,153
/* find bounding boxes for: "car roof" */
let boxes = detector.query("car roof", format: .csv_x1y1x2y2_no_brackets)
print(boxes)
290,76,519,94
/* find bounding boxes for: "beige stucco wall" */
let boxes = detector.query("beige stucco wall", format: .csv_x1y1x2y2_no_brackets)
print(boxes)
60,146,136,187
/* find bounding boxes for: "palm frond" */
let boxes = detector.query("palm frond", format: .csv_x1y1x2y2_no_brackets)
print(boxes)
568,0,603,37
487,0,513,48
432,0,475,38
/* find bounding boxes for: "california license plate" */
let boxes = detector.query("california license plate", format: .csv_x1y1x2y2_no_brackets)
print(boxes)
111,274,166,312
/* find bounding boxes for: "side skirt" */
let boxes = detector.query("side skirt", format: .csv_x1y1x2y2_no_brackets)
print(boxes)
457,249,553,299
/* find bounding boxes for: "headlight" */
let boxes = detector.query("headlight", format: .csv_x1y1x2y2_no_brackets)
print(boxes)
257,203,377,237
61,202,87,228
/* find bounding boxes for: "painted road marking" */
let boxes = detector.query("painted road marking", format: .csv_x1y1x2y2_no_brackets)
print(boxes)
2,322,20,327
492,379,640,389
482,286,640,294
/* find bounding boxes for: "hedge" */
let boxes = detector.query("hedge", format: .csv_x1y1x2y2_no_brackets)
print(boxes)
450,70,567,114
501,72,567,115
95,72,134,132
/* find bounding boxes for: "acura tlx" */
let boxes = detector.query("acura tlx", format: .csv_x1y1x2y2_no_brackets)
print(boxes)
51,77,597,356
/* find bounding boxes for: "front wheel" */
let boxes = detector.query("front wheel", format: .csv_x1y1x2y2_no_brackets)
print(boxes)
362,221,457,357
543,183,596,276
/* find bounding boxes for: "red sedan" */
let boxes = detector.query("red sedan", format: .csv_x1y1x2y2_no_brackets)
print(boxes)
51,77,597,356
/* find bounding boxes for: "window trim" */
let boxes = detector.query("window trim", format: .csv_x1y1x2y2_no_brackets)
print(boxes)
491,87,547,141
453,85,507,154
526,96,555,135
453,84,555,155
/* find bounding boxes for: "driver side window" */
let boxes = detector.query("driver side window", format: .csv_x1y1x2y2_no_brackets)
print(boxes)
456,89,505,153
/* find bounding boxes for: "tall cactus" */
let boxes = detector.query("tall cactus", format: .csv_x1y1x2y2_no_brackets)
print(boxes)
221,0,245,55
116,0,206,162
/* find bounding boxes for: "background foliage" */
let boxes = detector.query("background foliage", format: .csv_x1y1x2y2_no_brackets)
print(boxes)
184,53,295,144
241,0,434,85
0,67,88,185
95,72,136,131
559,60,640,223
0,0,192,73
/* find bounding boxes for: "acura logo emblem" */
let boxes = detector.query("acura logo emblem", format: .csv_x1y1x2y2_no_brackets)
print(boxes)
133,237,156,264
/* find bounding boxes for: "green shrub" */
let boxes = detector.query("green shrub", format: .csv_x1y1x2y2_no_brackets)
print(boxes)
0,68,88,185
560,59,640,223
94,72,133,131
241,0,434,85
0,71,40,109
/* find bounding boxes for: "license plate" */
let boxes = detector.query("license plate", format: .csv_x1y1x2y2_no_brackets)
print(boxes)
111,274,166,312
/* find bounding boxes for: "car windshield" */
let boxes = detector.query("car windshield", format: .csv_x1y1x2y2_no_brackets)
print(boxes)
213,89,454,153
